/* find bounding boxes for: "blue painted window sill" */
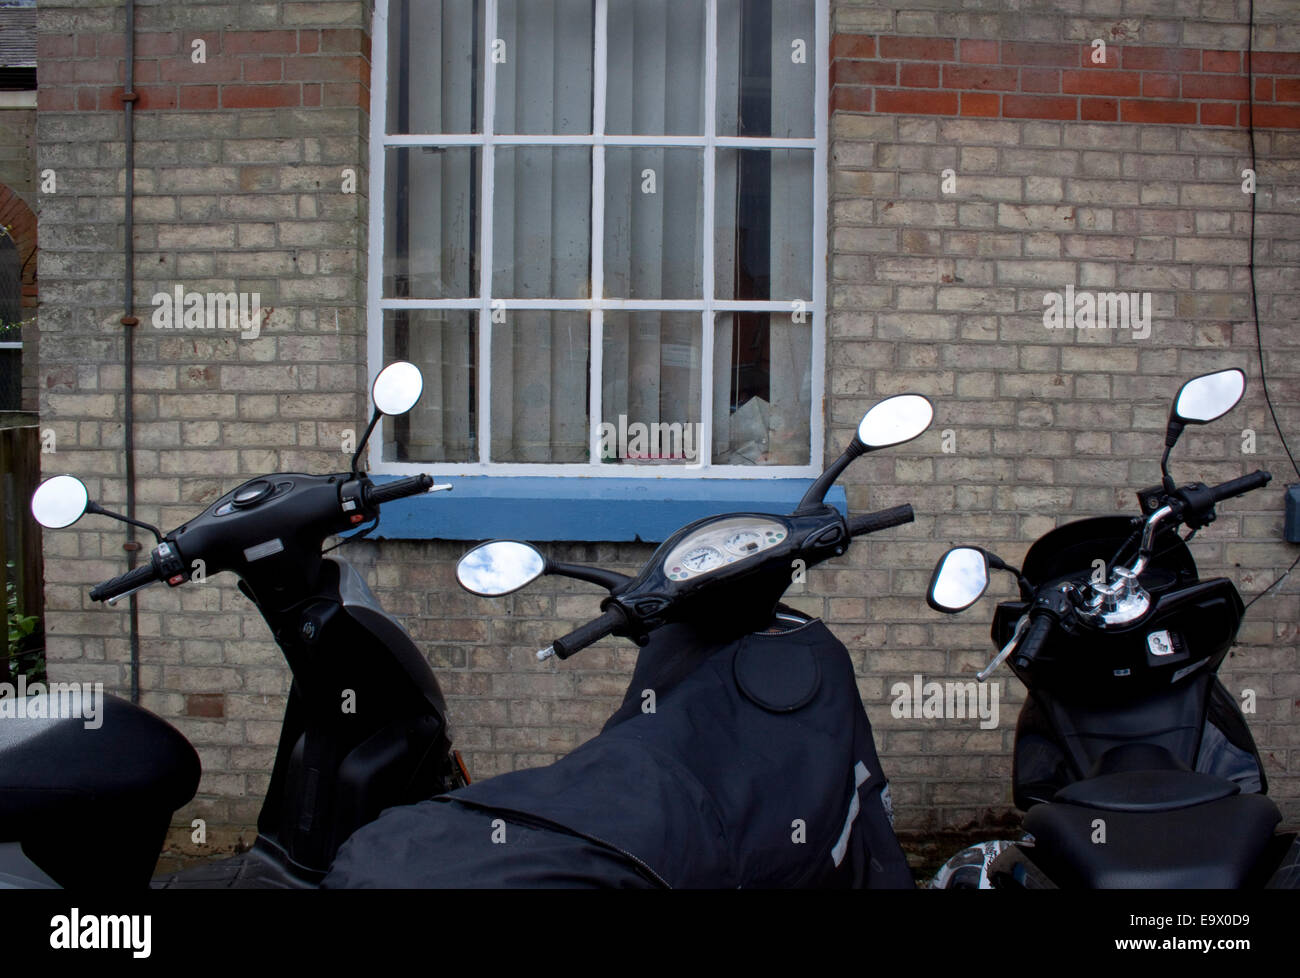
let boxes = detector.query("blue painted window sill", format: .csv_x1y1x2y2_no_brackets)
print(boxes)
367,476,847,543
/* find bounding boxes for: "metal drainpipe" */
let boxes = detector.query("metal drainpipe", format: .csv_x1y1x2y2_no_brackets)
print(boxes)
120,0,141,703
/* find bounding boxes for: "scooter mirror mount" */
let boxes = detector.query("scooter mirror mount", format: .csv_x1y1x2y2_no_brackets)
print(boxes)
351,361,425,477
31,474,163,541
795,393,934,514
457,541,547,597
927,547,991,613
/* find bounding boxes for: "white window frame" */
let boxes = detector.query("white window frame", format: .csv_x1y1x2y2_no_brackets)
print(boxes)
367,0,828,479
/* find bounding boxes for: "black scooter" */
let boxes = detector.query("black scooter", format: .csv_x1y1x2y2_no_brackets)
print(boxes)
3,362,463,889
324,393,936,888
925,368,1297,889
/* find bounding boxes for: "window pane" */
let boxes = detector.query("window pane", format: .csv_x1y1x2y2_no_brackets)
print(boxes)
715,148,812,301
490,311,590,462
384,147,479,299
604,147,703,299
492,147,591,298
601,311,702,466
606,0,706,135
382,310,478,463
717,0,815,138
494,0,593,135
712,312,811,466
387,0,482,134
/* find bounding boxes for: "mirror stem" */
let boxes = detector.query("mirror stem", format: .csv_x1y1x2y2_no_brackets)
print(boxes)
546,561,633,592
351,408,382,477
795,440,866,515
986,552,1032,600
1159,442,1176,493
86,502,163,543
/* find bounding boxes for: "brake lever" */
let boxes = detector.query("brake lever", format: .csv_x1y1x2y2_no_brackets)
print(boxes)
978,614,1028,682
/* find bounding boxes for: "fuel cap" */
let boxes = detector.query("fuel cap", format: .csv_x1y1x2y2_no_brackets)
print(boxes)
232,480,273,508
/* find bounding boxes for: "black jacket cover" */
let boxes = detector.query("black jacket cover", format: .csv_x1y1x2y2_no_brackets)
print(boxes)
324,616,912,889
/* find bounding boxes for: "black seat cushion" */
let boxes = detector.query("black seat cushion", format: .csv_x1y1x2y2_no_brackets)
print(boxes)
1024,792,1281,888
1055,769,1239,813
0,693,200,839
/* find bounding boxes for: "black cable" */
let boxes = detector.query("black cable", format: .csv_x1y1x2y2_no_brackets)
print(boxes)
1244,551,1300,611
1246,0,1300,480
322,516,380,553
1240,0,1300,617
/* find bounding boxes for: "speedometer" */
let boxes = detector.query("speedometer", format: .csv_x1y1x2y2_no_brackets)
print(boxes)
681,546,724,573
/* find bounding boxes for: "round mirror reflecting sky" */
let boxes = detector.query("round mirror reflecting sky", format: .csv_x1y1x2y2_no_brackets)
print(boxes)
372,361,424,416
31,475,90,529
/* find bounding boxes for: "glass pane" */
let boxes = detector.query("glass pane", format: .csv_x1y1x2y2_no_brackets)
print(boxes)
712,312,811,466
601,311,702,466
494,0,593,135
604,147,703,299
715,148,812,301
717,0,816,138
384,147,479,299
490,311,590,462
606,0,706,135
492,147,591,298
382,310,477,463
387,0,482,134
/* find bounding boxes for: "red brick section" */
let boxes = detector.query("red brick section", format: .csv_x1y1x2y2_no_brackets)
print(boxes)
0,187,37,313
36,29,372,113
830,35,1300,129
185,693,225,719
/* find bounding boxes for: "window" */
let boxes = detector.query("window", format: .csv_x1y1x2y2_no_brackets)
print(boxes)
368,0,827,483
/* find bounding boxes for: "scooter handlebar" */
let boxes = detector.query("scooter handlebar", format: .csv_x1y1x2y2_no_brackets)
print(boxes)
89,560,161,603
550,607,626,660
364,474,436,507
1011,611,1053,672
846,504,914,537
1209,469,1271,505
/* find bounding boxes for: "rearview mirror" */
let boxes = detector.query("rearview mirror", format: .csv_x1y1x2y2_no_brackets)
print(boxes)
857,394,934,450
372,361,424,417
457,541,546,597
927,546,989,613
31,475,90,529
1172,368,1244,426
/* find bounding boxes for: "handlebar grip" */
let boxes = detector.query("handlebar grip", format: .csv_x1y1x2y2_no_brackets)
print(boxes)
1011,612,1053,671
1209,469,1271,505
365,474,435,507
89,560,160,603
551,607,626,660
846,504,915,537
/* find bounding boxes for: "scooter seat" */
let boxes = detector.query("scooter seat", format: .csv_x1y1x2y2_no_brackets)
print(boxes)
0,693,200,839
1054,769,1239,813
1023,791,1281,888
